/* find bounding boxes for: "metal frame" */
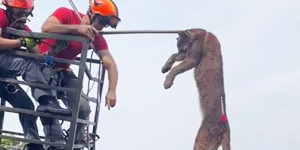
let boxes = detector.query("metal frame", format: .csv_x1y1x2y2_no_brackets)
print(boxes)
0,27,104,150
99,30,182,35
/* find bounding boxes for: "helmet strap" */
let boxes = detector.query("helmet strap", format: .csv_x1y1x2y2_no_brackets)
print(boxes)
4,7,15,25
87,8,93,23
30,7,34,17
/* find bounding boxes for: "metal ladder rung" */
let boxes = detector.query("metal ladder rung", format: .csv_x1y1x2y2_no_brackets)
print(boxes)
0,77,77,93
0,106,95,126
73,143,94,149
82,93,98,103
0,105,72,121
78,118,96,126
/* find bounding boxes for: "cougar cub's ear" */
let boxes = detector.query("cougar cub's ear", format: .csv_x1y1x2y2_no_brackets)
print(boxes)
178,31,189,39
177,31,190,43
177,31,191,53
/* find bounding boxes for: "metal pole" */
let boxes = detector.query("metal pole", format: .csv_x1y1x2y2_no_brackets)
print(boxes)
0,98,6,148
99,30,183,35
67,1,102,150
90,64,105,150
66,1,86,149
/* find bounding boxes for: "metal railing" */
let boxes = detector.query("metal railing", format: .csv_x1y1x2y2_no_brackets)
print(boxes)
0,27,104,150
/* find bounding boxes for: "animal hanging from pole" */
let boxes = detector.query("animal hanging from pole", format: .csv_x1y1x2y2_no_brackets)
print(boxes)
162,29,230,150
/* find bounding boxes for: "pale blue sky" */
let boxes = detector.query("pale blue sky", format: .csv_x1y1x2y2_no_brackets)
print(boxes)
2,0,300,150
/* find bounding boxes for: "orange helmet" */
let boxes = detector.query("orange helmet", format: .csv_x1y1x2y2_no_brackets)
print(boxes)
90,0,120,20
2,0,34,9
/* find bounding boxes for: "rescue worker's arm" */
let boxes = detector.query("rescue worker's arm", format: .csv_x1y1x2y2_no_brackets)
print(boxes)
41,16,98,40
96,50,118,110
0,28,38,51
0,28,20,50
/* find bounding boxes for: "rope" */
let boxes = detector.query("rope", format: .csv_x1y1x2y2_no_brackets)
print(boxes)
67,0,82,22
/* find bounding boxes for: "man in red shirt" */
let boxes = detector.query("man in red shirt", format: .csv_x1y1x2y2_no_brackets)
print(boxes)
0,0,43,149
38,0,120,148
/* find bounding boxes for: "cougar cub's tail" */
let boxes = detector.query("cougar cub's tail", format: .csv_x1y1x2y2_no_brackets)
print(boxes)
220,97,230,150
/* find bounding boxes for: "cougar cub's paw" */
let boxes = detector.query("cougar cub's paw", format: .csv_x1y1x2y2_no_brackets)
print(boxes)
164,78,173,89
161,64,171,73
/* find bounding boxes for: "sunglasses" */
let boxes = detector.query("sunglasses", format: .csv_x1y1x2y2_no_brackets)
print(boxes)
106,16,120,28
92,14,120,28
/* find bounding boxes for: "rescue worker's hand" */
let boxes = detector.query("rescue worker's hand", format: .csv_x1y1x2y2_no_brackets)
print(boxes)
18,37,37,49
77,25,98,41
105,89,116,110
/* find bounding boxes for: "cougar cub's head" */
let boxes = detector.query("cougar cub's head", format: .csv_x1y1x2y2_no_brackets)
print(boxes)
177,31,191,54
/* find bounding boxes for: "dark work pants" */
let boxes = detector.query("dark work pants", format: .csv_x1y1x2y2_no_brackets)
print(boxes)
0,81,40,140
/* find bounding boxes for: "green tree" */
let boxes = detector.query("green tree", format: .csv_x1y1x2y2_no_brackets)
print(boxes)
0,138,24,150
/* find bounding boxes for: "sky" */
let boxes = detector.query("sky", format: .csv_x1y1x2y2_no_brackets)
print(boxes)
2,0,300,150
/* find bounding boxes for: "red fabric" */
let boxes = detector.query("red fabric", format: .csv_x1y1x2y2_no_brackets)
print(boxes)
0,9,9,29
23,25,31,32
220,114,227,122
38,7,108,68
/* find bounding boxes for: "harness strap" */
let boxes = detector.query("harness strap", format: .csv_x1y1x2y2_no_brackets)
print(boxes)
46,40,69,56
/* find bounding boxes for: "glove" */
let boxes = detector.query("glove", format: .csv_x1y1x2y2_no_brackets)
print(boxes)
18,37,37,49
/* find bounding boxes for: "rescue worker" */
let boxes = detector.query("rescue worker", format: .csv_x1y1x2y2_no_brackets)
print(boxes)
38,0,120,149
0,0,71,149
0,0,43,149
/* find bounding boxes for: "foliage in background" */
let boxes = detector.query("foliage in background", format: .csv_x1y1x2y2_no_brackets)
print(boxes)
0,137,25,150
